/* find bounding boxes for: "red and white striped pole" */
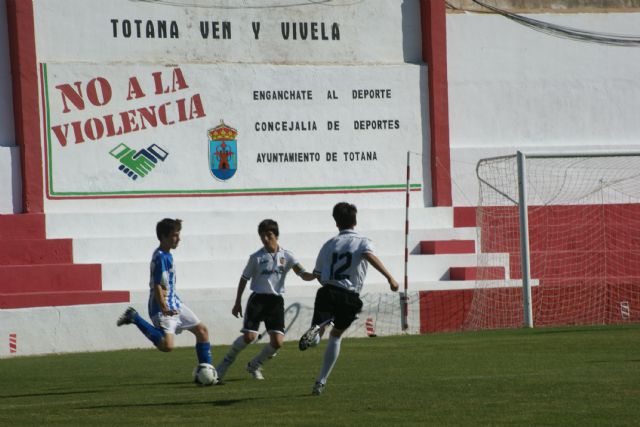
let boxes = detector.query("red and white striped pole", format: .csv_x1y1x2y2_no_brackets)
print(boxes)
401,151,411,331
365,317,377,337
9,333,17,354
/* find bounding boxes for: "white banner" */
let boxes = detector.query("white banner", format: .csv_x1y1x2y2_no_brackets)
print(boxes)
41,63,425,197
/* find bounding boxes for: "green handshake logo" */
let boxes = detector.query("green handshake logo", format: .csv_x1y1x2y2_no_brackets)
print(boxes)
109,143,169,181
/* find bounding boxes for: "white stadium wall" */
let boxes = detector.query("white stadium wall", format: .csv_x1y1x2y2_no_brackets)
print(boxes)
0,0,20,213
1,0,441,357
447,11,640,206
34,0,430,212
0,0,13,147
5,1,640,356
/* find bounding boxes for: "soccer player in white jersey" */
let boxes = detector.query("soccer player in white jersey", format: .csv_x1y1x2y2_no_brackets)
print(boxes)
299,202,399,395
117,218,215,381
216,219,315,381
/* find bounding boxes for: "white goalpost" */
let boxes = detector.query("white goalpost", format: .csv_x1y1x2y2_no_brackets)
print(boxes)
466,151,640,330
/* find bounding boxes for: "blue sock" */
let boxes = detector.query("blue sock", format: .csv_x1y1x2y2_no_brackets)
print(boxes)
196,342,212,364
132,312,165,346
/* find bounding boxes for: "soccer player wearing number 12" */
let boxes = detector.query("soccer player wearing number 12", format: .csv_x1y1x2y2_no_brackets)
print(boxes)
299,202,399,395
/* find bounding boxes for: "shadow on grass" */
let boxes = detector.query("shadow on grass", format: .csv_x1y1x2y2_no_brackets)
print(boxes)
1,390,102,399
80,397,255,410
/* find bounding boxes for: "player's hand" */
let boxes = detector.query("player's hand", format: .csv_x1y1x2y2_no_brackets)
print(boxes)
232,302,242,318
162,308,178,316
389,278,399,292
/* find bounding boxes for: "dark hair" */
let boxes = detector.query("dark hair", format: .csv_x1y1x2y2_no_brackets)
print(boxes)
156,218,182,240
258,219,279,237
333,202,357,230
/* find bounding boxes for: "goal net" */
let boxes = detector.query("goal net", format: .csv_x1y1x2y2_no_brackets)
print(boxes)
465,152,640,329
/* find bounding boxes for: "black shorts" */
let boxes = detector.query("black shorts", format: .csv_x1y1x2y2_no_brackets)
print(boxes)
243,293,285,335
312,285,363,331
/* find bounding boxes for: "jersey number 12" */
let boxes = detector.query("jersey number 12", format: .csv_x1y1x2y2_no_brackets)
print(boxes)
330,252,352,280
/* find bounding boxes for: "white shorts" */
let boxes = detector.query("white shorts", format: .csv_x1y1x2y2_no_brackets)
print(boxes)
151,304,201,335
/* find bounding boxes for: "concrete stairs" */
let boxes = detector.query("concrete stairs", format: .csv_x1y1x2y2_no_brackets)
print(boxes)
43,206,516,298
42,207,470,293
3,206,517,309
1,214,129,309
416,206,513,283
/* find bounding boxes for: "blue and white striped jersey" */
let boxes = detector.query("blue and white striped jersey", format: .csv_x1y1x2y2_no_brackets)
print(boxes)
313,229,374,294
148,247,182,317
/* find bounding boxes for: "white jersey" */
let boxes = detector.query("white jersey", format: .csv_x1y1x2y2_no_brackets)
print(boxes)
241,247,301,296
313,229,374,294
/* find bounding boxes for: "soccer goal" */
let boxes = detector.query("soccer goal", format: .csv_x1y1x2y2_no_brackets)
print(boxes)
465,151,640,330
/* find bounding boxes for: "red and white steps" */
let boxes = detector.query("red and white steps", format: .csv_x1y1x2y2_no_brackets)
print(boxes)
1,213,129,309
4,207,508,315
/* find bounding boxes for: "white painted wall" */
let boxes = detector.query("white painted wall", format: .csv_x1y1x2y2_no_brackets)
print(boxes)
34,0,422,65
41,63,425,201
0,146,21,213
34,0,429,211
447,12,640,206
0,0,21,213
0,0,14,148
0,290,424,357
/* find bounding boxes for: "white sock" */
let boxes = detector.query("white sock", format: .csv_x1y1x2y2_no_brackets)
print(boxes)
250,344,278,367
224,335,249,363
309,333,321,347
316,335,341,384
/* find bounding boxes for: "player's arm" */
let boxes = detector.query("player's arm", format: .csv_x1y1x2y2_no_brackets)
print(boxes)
232,277,248,318
153,283,177,315
363,252,399,292
234,254,256,317
292,263,317,281
310,243,329,283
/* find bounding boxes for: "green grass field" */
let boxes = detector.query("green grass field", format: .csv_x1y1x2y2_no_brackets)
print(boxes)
1,325,639,426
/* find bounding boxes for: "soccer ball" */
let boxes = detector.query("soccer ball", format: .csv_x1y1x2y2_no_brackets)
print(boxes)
193,363,218,386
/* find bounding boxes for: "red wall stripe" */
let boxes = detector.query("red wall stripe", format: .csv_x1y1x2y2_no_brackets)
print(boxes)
421,0,452,207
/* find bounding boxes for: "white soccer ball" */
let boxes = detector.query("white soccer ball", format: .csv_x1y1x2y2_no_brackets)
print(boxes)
193,363,218,386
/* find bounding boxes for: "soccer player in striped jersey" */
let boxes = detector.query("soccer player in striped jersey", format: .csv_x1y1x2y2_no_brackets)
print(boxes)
117,218,215,381
299,202,399,395
216,219,315,382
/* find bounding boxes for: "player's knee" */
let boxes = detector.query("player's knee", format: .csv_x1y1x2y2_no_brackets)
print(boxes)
330,328,344,338
157,341,174,352
243,333,256,344
192,323,209,341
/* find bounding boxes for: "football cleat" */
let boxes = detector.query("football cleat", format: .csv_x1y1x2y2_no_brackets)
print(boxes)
246,362,264,380
117,307,137,326
312,381,325,396
298,325,320,351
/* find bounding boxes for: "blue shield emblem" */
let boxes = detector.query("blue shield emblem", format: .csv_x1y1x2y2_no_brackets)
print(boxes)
208,121,238,181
